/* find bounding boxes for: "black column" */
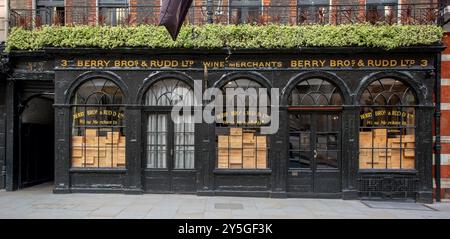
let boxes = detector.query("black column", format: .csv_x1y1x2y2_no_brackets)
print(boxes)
342,106,359,200
5,80,19,191
124,107,143,194
53,105,71,193
0,81,6,189
196,121,215,196
270,107,287,198
416,106,434,204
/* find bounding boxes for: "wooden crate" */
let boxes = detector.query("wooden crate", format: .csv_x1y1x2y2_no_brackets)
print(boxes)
218,135,229,148
243,148,255,157
106,132,120,144
404,144,415,158
117,148,126,167
374,129,387,137
218,163,229,169
256,136,267,148
390,154,401,169
359,132,372,148
229,163,243,169
243,156,256,168
402,135,415,143
229,149,242,164
243,133,255,144
230,128,243,136
218,155,229,168
256,149,267,168
402,157,415,169
85,129,97,137
359,149,371,168
218,149,228,156
373,135,387,148
72,136,84,147
230,136,242,148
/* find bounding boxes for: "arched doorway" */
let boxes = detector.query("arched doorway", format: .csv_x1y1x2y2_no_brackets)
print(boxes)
142,78,196,193
19,94,54,188
287,78,344,194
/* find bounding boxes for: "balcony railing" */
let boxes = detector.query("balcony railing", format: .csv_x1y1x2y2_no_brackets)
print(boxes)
9,3,445,30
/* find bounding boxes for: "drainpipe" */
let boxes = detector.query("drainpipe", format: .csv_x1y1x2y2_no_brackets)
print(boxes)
207,0,213,23
435,0,446,203
436,53,442,203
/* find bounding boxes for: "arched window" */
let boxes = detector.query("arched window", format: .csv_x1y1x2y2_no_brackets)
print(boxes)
71,78,125,168
359,78,417,170
216,78,269,170
144,79,194,169
288,78,343,169
289,78,343,106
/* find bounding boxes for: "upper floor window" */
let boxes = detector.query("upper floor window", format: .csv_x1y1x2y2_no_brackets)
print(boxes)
99,0,129,25
229,0,261,24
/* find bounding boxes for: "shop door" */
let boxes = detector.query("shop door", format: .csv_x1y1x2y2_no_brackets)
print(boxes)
143,113,196,193
288,112,341,194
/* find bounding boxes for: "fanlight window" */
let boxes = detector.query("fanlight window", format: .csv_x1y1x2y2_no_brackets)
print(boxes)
71,78,125,168
359,78,417,170
144,79,194,106
289,78,343,106
360,78,417,106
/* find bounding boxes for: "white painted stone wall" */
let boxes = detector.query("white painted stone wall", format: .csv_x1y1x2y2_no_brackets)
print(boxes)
0,0,7,42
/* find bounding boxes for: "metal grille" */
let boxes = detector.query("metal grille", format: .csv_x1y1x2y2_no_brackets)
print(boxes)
358,176,418,200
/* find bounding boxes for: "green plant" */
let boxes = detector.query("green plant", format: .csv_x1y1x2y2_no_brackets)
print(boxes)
5,24,444,52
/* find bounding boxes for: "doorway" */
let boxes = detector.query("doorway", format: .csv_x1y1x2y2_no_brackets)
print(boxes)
19,96,54,188
287,112,342,194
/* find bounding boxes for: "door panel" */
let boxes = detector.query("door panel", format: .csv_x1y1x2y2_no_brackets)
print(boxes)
288,112,341,194
144,113,196,193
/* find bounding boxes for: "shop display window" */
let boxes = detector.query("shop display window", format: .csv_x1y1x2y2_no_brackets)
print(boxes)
71,78,125,168
359,78,416,170
216,78,269,169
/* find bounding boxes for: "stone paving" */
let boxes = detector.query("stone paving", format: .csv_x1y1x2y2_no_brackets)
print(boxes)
0,183,449,219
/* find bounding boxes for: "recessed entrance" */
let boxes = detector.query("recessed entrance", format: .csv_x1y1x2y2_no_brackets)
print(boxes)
287,112,342,194
19,96,54,188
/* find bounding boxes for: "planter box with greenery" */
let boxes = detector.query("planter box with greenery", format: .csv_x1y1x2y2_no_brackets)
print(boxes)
5,24,444,52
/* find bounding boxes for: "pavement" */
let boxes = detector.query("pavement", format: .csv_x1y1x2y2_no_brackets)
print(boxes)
0,183,450,219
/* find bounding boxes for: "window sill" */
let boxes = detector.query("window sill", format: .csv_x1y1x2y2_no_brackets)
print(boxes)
213,169,272,175
69,168,127,173
358,169,418,174
143,169,196,172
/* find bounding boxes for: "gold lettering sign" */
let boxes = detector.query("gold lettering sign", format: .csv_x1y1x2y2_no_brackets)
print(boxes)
216,111,271,126
58,58,432,69
360,110,415,127
73,110,124,126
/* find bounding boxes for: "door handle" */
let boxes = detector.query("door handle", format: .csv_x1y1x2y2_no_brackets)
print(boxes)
314,149,318,159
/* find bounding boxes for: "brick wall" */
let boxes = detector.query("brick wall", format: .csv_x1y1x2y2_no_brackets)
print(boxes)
437,32,450,199
10,0,32,9
0,0,6,42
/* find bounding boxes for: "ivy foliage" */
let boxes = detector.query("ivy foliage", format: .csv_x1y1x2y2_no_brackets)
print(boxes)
5,24,444,52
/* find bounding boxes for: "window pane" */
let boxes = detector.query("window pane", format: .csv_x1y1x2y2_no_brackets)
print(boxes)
174,114,195,169
289,78,343,106
217,128,267,169
147,114,167,168
71,79,125,168
359,79,416,170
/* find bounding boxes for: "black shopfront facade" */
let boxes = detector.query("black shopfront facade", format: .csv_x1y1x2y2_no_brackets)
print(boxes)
0,46,443,203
